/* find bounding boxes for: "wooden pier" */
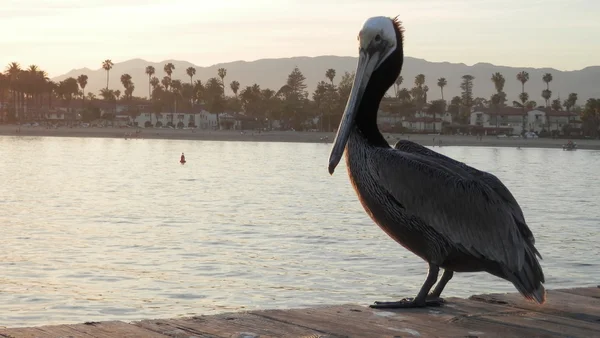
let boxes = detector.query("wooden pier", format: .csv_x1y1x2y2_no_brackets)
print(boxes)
1,286,598,337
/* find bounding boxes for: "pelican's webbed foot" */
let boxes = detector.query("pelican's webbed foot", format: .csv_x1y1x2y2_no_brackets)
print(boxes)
369,296,445,309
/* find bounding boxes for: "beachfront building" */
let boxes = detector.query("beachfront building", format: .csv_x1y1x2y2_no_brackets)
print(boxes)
401,117,443,132
400,111,450,133
377,108,450,133
470,107,582,135
135,109,225,130
544,109,582,134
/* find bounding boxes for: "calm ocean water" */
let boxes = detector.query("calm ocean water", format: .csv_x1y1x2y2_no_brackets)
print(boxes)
0,136,598,327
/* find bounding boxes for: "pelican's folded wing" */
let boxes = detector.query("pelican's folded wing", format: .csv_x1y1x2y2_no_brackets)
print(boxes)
369,146,529,271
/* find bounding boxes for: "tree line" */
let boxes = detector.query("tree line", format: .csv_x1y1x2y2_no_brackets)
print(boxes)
1,60,599,135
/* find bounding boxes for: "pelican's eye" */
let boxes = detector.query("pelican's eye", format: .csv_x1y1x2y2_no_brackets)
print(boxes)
374,34,382,42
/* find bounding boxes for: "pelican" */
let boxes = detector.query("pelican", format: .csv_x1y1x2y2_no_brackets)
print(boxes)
328,16,545,308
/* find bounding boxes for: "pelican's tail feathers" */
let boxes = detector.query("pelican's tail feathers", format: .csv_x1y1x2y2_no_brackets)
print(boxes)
505,247,546,304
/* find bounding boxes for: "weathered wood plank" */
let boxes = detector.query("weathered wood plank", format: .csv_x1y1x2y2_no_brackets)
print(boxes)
442,298,600,337
136,312,330,338
0,321,168,338
255,303,476,337
470,288,600,323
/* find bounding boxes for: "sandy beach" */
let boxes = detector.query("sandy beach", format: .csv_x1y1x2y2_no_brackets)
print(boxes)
1,124,599,150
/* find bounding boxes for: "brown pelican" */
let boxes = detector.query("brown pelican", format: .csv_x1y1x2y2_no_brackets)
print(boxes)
328,16,545,308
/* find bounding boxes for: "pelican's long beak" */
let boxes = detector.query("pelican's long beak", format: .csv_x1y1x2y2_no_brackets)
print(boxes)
328,49,379,175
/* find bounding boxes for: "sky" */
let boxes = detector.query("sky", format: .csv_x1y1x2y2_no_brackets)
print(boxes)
1,0,599,77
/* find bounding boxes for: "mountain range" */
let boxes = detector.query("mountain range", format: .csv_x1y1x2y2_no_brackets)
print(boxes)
52,56,600,104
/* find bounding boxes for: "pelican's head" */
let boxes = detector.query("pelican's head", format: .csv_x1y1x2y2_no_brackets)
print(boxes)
328,16,404,175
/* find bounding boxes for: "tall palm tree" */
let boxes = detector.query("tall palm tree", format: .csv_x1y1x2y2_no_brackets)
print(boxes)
325,69,336,85
542,73,553,91
542,73,553,108
437,77,447,101
218,68,227,96
25,65,46,111
563,93,578,125
164,63,175,80
5,62,21,120
77,74,88,108
145,66,155,99
102,59,114,90
186,67,196,86
490,72,506,128
516,71,529,94
516,71,529,132
163,63,176,120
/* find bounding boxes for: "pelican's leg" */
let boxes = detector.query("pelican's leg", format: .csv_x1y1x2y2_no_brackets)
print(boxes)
370,263,444,309
429,269,454,298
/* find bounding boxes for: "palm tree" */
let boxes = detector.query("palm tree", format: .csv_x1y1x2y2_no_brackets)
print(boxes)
412,74,426,111
414,74,425,87
145,66,155,99
193,80,204,105
491,72,505,93
164,63,175,79
218,68,227,95
542,73,553,91
563,93,578,125
171,80,183,117
516,71,529,132
516,71,529,94
5,62,21,120
325,69,336,85
186,67,196,86
120,74,133,100
542,73,553,108
437,77,447,101
77,74,88,107
230,81,240,97
161,76,171,91
102,60,114,90
150,76,160,89
490,72,506,128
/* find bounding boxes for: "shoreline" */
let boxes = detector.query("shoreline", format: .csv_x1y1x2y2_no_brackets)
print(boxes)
2,125,600,150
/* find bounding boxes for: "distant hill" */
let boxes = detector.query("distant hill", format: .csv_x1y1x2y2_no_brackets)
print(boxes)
52,56,600,104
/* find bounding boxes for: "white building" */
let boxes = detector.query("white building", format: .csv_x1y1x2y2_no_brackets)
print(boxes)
134,110,220,129
470,107,581,135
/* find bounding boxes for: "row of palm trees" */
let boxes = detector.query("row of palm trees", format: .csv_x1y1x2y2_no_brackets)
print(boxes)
393,71,570,111
0,59,585,133
0,63,86,121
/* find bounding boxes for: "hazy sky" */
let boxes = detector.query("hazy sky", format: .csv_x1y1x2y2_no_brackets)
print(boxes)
2,0,599,77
